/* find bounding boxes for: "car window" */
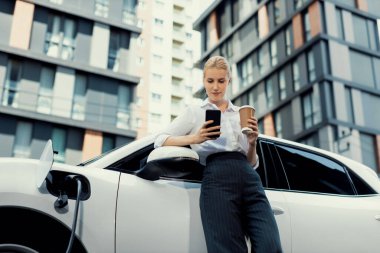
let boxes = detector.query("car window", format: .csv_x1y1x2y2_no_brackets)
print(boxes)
346,168,377,195
275,144,355,195
106,144,154,172
258,141,289,190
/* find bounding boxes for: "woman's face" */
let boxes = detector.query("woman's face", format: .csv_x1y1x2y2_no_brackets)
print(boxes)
203,68,229,104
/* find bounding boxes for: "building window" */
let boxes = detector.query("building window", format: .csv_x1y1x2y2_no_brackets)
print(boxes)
274,0,285,25
285,24,292,56
345,87,355,123
299,133,319,148
350,50,376,88
303,12,311,42
302,90,321,129
94,0,109,18
220,39,234,63
150,113,162,124
153,36,163,45
108,30,130,71
294,0,307,10
240,57,253,88
275,112,283,138
13,121,32,158
72,74,87,120
152,73,162,83
352,14,378,51
279,69,286,100
122,0,137,25
2,59,21,108
117,85,132,129
360,133,378,171
270,39,278,66
37,67,55,114
154,18,164,27
307,50,316,82
45,15,76,60
336,8,345,40
265,79,273,108
258,46,269,76
49,0,63,4
102,134,115,153
292,60,300,91
151,92,162,102
52,127,66,163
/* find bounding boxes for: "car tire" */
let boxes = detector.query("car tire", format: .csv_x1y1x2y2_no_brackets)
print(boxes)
0,244,38,253
0,207,86,253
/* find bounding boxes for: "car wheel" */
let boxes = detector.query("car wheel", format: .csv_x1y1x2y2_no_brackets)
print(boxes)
0,244,38,253
0,207,86,253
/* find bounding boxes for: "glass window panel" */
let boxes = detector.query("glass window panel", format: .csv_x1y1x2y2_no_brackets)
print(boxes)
336,8,345,40
353,15,369,48
350,51,375,88
270,39,278,66
360,133,377,171
276,144,355,195
279,69,286,100
72,74,87,120
3,60,21,107
102,135,115,153
275,112,282,138
303,12,311,41
285,25,292,56
292,61,300,91
307,50,316,82
37,67,55,114
94,0,109,18
13,121,32,158
117,85,131,129
52,128,66,163
265,79,273,108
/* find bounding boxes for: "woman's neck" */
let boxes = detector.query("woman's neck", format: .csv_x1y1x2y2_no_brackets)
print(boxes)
211,99,228,112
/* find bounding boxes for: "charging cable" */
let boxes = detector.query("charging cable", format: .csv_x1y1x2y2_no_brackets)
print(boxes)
65,176,82,253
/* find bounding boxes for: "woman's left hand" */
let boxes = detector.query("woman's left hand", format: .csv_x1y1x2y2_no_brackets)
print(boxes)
246,117,259,146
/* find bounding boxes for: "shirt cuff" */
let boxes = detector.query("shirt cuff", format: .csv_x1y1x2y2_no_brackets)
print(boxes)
154,134,170,148
252,154,259,170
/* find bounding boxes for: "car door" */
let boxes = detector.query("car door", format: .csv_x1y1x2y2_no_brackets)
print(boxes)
258,141,292,253
114,141,292,252
114,145,206,253
274,143,380,253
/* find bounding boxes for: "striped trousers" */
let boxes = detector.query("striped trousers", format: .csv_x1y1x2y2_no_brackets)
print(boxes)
200,152,282,253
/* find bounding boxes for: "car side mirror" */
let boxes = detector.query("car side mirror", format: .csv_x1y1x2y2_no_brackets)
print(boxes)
135,146,202,181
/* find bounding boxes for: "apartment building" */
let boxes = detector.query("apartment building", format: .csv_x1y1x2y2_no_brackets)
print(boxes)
0,0,141,164
134,0,200,137
194,0,380,173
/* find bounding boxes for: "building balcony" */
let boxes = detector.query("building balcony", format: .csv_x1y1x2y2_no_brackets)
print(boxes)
173,0,186,8
173,11,186,25
172,65,185,79
173,29,186,43
172,47,186,60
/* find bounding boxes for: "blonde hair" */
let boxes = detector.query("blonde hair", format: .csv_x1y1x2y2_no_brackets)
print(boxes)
203,56,231,79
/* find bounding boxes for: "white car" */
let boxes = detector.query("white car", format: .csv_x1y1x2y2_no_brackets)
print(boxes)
1,134,380,253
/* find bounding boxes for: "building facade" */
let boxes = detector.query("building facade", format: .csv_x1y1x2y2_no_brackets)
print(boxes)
133,0,201,138
0,0,141,164
194,0,380,174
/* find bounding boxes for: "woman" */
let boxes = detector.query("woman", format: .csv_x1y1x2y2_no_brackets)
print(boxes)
154,56,282,253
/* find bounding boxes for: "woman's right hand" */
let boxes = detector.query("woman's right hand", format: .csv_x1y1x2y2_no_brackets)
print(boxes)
192,120,221,144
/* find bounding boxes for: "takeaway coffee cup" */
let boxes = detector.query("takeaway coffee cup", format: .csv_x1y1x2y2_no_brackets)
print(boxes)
239,105,255,134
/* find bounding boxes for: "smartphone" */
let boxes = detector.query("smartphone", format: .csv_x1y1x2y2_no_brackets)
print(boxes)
205,110,221,138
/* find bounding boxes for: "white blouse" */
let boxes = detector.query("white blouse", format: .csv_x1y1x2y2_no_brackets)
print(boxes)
154,99,259,168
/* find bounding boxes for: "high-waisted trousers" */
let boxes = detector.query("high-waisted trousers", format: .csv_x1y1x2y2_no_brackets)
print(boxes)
200,152,282,253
